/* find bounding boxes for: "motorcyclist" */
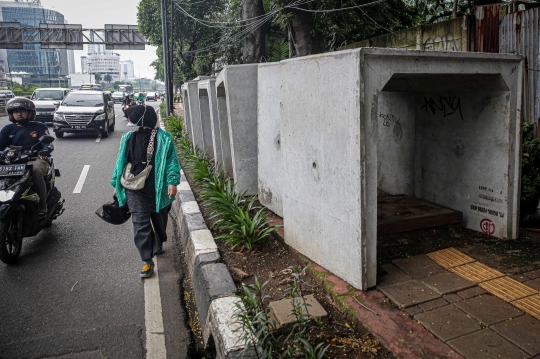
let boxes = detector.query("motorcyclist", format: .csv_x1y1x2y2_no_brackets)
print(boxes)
122,93,136,118
0,97,52,216
136,93,145,104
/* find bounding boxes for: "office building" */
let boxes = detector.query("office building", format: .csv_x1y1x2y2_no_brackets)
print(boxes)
0,0,71,85
81,52,121,83
120,60,135,81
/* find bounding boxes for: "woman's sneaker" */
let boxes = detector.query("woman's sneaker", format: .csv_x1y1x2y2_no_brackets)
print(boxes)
140,261,154,278
155,246,163,255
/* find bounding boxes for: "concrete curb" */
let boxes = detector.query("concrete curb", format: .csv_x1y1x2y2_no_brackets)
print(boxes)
172,169,252,359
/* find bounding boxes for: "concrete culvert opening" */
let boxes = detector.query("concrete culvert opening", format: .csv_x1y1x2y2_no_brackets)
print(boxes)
376,73,512,239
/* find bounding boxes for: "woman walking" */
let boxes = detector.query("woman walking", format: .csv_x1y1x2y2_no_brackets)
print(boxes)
111,105,181,278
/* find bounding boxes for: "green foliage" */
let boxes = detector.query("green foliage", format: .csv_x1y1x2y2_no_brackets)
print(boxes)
164,115,183,136
234,266,329,358
521,122,540,215
159,101,167,120
173,126,277,251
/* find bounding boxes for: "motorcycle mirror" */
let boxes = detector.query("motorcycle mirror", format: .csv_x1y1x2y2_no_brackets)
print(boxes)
39,135,55,144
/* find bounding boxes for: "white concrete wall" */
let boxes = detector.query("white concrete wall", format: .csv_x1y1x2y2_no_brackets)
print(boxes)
257,63,283,216
216,64,259,195
274,48,522,290
377,92,416,195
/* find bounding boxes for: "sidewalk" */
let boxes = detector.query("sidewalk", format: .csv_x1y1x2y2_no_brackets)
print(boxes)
267,213,540,359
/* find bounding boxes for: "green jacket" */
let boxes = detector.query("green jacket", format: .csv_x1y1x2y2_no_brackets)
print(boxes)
110,128,181,211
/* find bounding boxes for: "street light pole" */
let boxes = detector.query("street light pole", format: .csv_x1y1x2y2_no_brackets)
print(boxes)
161,0,172,116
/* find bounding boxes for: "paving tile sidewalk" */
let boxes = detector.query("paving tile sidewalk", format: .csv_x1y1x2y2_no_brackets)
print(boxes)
379,254,540,359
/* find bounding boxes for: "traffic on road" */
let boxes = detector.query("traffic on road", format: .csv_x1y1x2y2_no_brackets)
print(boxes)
0,96,189,359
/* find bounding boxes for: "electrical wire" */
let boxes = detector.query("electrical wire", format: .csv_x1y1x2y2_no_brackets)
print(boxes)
288,0,386,12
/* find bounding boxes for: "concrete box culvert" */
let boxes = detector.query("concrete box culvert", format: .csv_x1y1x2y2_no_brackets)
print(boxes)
215,64,259,195
257,48,523,290
180,84,191,138
186,81,205,151
198,79,223,163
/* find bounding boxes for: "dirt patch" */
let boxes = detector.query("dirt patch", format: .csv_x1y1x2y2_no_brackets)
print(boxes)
181,161,392,359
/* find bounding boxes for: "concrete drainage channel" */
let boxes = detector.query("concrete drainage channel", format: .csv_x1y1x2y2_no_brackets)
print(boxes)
172,169,253,359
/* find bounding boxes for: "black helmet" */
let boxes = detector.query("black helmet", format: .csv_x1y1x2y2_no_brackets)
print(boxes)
95,198,131,225
7,97,36,122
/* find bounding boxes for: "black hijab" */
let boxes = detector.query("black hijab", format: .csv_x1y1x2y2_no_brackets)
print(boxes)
125,105,159,175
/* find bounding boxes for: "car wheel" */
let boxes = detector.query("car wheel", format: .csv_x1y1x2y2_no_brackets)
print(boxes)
110,118,115,132
54,130,64,138
101,121,109,138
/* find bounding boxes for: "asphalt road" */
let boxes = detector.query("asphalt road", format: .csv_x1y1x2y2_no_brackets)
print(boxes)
0,102,190,359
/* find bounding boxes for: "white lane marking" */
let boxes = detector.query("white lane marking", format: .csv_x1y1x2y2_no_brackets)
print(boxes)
95,134,101,143
72,165,90,194
145,256,167,359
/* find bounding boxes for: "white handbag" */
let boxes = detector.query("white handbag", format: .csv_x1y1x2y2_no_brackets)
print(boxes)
120,128,157,190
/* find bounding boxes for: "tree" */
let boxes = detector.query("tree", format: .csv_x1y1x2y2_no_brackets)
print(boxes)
104,74,112,84
243,0,267,63
94,72,102,83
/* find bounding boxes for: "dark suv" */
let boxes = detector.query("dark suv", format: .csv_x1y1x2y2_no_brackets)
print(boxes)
53,90,115,138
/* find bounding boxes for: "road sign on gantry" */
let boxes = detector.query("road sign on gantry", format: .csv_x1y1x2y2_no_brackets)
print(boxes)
105,24,146,50
0,22,22,49
0,22,147,50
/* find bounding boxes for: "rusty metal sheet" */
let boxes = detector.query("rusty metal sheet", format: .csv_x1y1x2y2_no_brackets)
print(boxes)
500,8,540,124
475,4,503,53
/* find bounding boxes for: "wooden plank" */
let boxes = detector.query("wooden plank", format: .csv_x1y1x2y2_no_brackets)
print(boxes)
377,194,463,235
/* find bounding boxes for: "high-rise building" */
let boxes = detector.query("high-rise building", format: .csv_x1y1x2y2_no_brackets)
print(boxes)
81,52,121,83
0,0,70,82
120,60,135,81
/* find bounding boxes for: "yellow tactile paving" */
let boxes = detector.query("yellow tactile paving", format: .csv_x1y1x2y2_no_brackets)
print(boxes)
426,247,475,269
512,294,540,321
479,276,538,302
449,261,505,283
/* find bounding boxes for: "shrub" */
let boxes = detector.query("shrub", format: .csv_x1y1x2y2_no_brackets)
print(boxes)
234,266,329,358
164,116,183,138
521,122,540,216
174,131,277,251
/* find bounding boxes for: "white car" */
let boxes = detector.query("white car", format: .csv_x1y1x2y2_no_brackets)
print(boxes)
31,88,71,123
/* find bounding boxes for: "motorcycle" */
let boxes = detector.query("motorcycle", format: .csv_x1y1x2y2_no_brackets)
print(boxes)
136,99,145,106
0,135,65,264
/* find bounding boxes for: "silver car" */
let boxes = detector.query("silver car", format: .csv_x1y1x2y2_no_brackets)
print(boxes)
31,88,71,123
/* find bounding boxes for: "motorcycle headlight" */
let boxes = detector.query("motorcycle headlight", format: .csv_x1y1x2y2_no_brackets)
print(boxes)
94,113,106,121
0,190,16,201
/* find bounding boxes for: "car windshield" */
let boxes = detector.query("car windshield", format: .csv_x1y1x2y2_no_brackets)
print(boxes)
31,90,64,100
62,93,103,107
0,91,9,94
112,93,123,97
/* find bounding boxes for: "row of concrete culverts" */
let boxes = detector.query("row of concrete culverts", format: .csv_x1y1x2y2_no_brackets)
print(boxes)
181,48,523,291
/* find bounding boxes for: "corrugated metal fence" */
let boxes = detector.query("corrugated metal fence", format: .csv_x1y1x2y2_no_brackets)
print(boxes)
499,8,540,124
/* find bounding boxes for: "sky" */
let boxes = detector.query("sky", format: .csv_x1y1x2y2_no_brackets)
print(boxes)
39,0,158,79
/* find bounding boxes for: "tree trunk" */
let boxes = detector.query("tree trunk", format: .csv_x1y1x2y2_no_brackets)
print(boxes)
242,0,266,63
287,4,321,57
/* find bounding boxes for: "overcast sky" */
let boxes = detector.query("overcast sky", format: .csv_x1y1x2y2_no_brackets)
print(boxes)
40,0,158,79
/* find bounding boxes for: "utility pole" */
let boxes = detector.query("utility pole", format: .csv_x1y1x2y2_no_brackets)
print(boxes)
161,0,172,116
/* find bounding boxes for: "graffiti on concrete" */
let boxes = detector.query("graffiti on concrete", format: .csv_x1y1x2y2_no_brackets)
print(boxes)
420,96,464,120
379,113,401,127
423,33,461,51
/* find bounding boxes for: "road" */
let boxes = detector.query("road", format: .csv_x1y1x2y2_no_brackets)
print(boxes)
0,102,191,359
